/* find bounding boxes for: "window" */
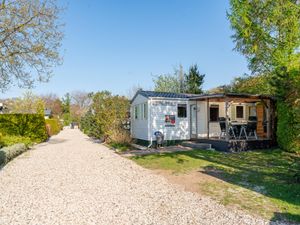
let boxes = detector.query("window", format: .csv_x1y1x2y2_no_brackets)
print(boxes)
177,104,187,118
210,105,219,122
143,103,148,120
236,106,244,119
134,106,138,119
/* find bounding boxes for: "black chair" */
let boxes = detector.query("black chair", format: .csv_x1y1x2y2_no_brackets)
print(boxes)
219,117,236,139
239,120,258,140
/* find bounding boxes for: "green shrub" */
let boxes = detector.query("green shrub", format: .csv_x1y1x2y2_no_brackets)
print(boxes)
0,143,27,166
1,135,33,148
0,114,48,143
45,118,62,136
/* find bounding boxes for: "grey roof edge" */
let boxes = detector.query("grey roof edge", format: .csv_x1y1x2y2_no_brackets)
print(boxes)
131,90,274,104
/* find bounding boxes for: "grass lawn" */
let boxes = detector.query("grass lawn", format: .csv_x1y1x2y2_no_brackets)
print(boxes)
132,149,300,223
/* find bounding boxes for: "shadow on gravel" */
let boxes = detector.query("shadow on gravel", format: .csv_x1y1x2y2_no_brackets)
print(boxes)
47,139,68,145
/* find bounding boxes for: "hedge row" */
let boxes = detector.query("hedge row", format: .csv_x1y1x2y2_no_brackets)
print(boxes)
45,118,62,136
0,114,48,143
0,143,27,166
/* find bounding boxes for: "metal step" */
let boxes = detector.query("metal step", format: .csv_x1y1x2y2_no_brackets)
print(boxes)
180,141,214,150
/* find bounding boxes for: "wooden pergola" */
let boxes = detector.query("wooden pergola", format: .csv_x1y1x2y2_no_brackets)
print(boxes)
190,93,276,141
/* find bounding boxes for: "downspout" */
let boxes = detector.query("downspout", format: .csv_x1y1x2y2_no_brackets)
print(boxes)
148,98,153,148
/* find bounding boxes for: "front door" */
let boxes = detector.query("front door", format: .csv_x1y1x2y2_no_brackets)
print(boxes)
190,104,197,139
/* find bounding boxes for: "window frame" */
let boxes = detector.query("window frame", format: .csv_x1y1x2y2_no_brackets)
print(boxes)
209,105,219,122
236,105,244,119
177,104,187,118
143,103,148,120
134,105,138,120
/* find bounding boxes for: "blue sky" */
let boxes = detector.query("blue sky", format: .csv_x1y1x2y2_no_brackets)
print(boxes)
3,0,249,98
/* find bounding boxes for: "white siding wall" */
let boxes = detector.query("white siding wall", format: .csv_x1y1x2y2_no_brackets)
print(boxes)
149,99,190,141
197,101,226,138
196,101,256,138
131,95,149,140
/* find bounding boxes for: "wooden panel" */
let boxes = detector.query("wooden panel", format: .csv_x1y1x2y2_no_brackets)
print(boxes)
256,104,266,138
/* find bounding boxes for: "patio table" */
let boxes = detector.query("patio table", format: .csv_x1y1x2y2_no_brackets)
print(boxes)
230,122,247,139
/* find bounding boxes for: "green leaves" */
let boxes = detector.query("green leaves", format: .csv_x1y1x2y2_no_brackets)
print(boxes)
228,0,300,152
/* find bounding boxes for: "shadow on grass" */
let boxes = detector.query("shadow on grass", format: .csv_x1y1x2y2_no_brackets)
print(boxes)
133,149,300,223
270,212,300,225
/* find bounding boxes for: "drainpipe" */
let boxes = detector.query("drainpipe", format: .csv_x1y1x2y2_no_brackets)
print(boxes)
148,98,153,148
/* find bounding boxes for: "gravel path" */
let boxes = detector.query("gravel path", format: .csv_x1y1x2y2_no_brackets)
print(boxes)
0,129,285,225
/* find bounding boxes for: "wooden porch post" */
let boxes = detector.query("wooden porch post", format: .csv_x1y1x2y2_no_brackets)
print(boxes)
225,97,230,141
266,99,271,139
207,98,210,139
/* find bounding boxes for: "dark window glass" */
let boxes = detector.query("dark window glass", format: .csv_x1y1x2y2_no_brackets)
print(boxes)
236,106,244,119
210,105,219,122
178,104,187,118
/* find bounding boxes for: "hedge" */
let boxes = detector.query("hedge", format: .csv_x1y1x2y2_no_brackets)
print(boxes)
0,143,27,166
0,114,48,143
45,118,62,136
0,135,33,148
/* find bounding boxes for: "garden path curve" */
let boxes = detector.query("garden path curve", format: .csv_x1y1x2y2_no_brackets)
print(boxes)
0,129,285,225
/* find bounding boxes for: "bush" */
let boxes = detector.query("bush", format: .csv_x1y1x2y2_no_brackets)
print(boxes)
0,114,48,143
109,129,131,145
0,135,33,148
0,143,27,166
45,118,62,136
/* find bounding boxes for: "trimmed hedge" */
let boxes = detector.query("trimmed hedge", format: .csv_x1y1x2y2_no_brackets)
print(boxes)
0,143,27,166
0,114,48,143
0,135,33,148
45,118,62,136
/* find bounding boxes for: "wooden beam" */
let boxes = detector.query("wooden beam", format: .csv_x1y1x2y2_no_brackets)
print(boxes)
225,97,230,141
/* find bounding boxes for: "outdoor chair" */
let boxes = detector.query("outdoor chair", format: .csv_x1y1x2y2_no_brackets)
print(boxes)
219,117,236,139
239,120,258,140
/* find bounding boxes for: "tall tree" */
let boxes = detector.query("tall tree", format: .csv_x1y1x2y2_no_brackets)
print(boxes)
153,74,181,93
9,91,45,115
228,0,300,152
185,64,205,94
0,0,63,92
41,93,63,116
61,93,71,125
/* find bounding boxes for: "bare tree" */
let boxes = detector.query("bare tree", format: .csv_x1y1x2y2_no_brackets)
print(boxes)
70,91,92,111
0,0,64,91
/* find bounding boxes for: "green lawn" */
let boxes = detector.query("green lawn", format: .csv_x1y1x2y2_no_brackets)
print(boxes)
132,149,300,223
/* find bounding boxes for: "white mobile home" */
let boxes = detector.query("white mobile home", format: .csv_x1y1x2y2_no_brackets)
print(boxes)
130,90,276,150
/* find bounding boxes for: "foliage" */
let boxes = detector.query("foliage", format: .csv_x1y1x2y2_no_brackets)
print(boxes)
0,114,48,143
62,93,71,126
0,143,27,166
228,0,300,153
133,149,300,222
0,135,33,148
0,0,63,91
109,129,131,145
69,91,92,123
45,118,62,136
41,93,63,117
80,91,130,145
209,74,274,95
109,142,131,152
153,64,205,94
185,64,205,94
92,91,129,141
8,91,45,115
80,109,99,137
153,73,182,93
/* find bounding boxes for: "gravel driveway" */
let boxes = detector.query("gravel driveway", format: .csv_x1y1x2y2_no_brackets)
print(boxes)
0,129,285,225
